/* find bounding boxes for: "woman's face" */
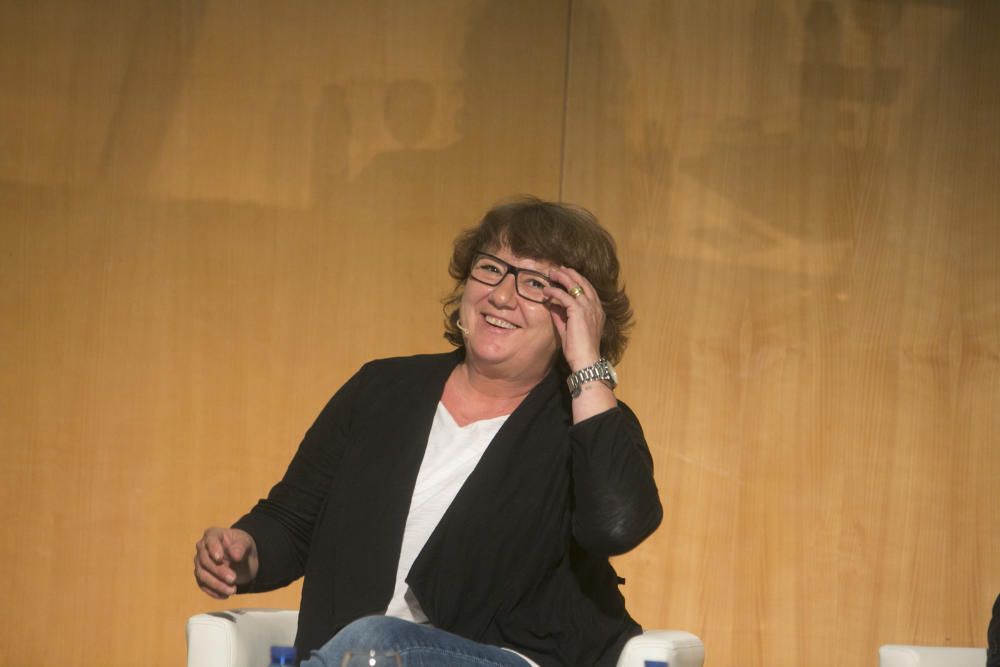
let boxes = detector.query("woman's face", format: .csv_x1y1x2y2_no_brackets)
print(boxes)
458,247,560,379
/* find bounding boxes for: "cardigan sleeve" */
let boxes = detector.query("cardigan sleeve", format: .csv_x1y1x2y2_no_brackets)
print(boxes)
568,400,662,556
232,364,366,592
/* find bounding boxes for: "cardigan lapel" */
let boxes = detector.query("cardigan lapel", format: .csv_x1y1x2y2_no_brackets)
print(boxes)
326,352,460,620
407,367,573,635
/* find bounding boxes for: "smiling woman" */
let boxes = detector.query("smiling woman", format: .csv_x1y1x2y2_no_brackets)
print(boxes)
444,196,633,367
194,196,660,667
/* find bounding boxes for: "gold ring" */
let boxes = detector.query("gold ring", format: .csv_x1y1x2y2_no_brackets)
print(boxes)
569,286,584,298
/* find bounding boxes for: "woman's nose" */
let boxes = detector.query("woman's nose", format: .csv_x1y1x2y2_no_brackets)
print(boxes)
489,274,518,307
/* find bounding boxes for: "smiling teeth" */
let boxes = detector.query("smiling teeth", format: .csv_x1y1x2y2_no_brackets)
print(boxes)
485,315,518,329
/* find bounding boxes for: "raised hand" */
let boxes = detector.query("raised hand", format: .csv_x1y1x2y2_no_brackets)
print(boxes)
544,266,605,372
544,266,618,421
193,526,258,599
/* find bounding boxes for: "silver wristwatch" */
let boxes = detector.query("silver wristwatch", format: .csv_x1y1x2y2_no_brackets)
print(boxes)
566,358,618,398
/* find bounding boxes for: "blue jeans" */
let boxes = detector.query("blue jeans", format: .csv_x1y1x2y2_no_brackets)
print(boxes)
299,616,532,667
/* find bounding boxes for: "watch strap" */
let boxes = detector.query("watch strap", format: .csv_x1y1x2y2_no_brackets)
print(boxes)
566,358,617,397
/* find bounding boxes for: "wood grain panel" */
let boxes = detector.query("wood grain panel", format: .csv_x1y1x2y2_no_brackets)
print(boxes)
0,2,569,665
4,1,997,666
564,1,1000,665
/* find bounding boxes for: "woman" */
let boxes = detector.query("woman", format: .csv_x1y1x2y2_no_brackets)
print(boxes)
194,196,662,666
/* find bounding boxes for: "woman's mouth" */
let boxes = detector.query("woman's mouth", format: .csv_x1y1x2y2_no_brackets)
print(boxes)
483,314,519,330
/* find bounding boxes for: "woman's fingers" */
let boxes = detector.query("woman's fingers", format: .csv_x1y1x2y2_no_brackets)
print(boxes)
543,283,577,310
194,556,236,597
222,529,248,562
195,544,236,593
195,561,233,599
201,526,227,562
549,266,598,302
197,542,236,583
194,528,242,597
544,267,605,370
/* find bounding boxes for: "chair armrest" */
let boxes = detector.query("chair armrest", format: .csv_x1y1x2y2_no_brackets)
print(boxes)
186,608,299,667
616,629,705,667
186,611,702,667
878,644,987,667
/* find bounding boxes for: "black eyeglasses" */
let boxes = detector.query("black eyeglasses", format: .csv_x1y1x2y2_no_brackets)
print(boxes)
468,251,552,303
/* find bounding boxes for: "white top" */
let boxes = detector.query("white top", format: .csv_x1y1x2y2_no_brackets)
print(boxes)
383,401,541,666
385,401,508,621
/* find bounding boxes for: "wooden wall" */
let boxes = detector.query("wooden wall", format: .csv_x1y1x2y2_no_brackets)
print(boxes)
1,2,996,665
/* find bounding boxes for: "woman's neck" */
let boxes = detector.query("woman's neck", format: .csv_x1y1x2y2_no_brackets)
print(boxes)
441,359,551,426
462,358,549,398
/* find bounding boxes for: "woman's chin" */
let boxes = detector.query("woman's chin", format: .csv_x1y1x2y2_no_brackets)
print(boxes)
466,338,558,380
467,340,514,366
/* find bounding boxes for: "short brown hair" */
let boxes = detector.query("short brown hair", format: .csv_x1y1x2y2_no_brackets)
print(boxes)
443,196,633,365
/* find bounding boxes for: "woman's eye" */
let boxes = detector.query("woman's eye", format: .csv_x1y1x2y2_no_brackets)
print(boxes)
526,278,548,289
480,262,502,274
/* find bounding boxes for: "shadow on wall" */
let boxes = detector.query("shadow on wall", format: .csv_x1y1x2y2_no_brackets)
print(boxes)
676,0,988,275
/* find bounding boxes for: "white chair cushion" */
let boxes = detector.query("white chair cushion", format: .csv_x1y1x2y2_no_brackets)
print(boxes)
879,644,987,667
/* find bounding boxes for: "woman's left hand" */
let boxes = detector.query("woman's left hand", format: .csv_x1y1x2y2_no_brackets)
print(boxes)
544,266,605,371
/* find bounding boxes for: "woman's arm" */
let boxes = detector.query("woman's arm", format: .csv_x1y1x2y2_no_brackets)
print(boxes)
228,365,366,592
542,266,662,555
568,400,663,556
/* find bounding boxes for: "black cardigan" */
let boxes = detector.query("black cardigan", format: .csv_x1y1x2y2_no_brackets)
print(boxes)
234,351,662,666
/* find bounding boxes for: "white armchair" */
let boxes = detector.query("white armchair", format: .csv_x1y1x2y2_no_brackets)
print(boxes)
186,609,705,667
878,644,986,667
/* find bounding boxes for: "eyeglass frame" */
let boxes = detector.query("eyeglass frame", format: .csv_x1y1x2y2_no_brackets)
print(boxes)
467,251,555,304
